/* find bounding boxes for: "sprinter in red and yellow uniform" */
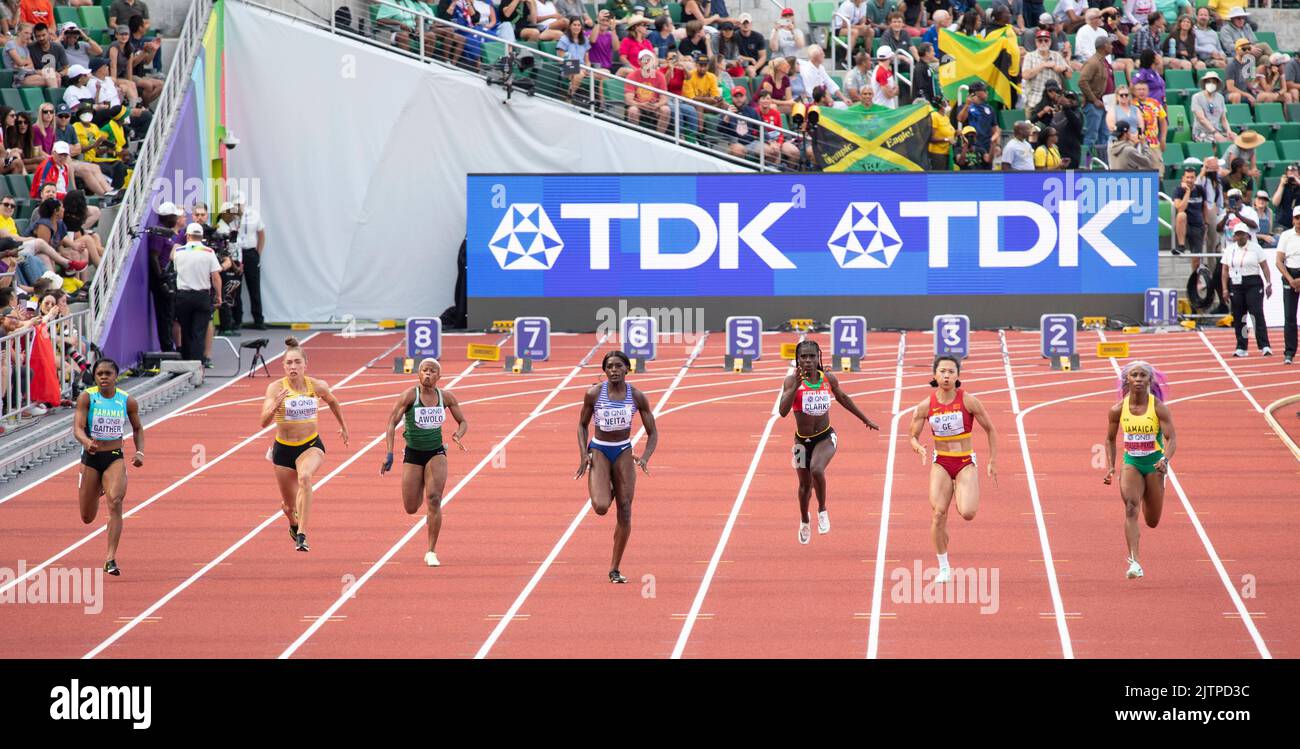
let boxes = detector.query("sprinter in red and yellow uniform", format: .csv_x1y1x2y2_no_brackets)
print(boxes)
908,355,999,584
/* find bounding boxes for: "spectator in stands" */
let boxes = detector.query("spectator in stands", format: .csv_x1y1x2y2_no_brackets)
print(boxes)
125,17,162,93
1162,13,1204,72
843,51,872,104
871,46,899,108
1273,164,1300,231
662,50,693,130
756,91,798,167
1031,80,1064,129
0,107,23,176
1191,7,1225,67
495,0,528,42
1078,37,1112,158
912,42,941,106
879,13,911,59
0,195,80,274
625,48,670,132
1131,50,1165,105
18,0,52,28
1279,54,1300,101
683,50,722,124
1222,156,1253,195
111,22,160,105
0,3,17,36
75,103,130,190
799,46,847,107
63,64,97,111
958,80,998,154
13,111,41,172
770,8,804,60
1022,27,1071,110
1217,8,1269,62
1191,71,1231,142
61,189,101,266
1126,12,1160,60
557,16,593,101
717,22,746,78
1173,163,1209,256
647,15,675,58
89,56,149,136
1258,58,1297,106
587,10,616,71
28,21,65,78
759,56,796,114
108,0,149,32
834,0,873,66
680,0,721,41
58,22,99,72
923,10,950,51
1253,189,1276,248
616,14,652,73
1034,125,1062,168
1052,90,1084,167
898,0,928,35
28,198,90,282
735,13,766,77
678,19,710,62
7,23,56,86
928,101,954,169
956,125,992,170
555,0,592,27
603,0,635,20
719,86,763,160
707,53,737,105
1223,129,1263,181
1108,120,1162,170
519,0,564,42
1130,79,1165,150
1072,9,1104,66
1053,0,1086,34
1226,38,1281,105
641,0,670,21
1001,121,1036,171
1106,85,1141,134
1098,8,1133,75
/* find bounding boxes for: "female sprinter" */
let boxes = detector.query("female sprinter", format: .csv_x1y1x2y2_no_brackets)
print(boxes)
380,358,468,567
908,355,998,584
575,351,657,584
72,359,144,576
1103,360,1177,580
778,339,880,544
258,337,350,552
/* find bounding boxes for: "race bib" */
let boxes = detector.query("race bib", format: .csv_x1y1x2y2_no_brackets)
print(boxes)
283,395,317,422
930,410,965,437
801,390,831,416
1124,432,1158,457
90,414,124,440
414,405,445,429
595,405,632,432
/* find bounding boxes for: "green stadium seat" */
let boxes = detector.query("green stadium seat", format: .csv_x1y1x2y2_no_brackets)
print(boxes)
0,88,24,111
1225,103,1253,130
1162,178,1182,198
1164,141,1185,165
1254,141,1279,165
0,71,11,89
77,6,108,31
1280,140,1300,162
1113,71,1127,88
1255,102,1286,128
999,108,1025,131
1166,104,1190,142
1287,104,1300,123
1276,123,1300,143
4,174,29,198
668,3,683,23
1255,31,1277,51
1158,199,1170,238
537,41,558,56
1185,141,1213,161
55,7,80,26
481,41,506,67
1163,69,1195,94
19,87,44,111
1166,89,1185,108
1264,162,1291,180
43,88,66,107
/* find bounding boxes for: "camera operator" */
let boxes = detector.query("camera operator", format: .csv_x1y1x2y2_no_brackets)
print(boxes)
172,222,222,364
211,201,243,337
145,200,183,352
1273,163,1300,231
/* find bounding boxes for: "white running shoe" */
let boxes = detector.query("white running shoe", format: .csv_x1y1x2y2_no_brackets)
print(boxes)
424,551,441,567
935,566,952,584
1126,558,1144,579
1262,347,1273,357
1233,349,1248,358
798,523,811,545
817,510,830,535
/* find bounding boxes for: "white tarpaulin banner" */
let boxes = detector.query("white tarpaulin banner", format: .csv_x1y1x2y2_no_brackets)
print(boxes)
224,2,745,323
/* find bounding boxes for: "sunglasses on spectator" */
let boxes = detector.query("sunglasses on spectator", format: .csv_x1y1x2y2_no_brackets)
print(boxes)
0,202,14,209
40,108,53,114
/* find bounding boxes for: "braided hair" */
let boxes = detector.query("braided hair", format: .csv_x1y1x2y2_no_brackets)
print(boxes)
929,355,962,388
794,339,824,374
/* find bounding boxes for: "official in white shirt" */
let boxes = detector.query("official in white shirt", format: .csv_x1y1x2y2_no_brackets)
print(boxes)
1274,205,1300,364
1221,223,1273,358
234,193,266,330
172,222,223,362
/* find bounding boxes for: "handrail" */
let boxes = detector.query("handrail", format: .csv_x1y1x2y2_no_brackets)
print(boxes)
286,0,803,171
829,9,853,69
90,0,215,346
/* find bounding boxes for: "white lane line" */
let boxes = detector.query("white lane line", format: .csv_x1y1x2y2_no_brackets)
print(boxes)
1196,330,1263,412
669,337,811,659
278,335,609,659
999,330,1021,415
474,334,710,659
79,345,468,659
866,334,908,660
0,331,325,506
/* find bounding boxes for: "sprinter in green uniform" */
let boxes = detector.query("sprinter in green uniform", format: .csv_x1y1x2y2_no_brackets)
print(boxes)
73,359,145,576
381,358,468,567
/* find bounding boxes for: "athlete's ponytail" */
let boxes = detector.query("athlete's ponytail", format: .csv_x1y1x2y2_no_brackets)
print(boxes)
929,355,961,389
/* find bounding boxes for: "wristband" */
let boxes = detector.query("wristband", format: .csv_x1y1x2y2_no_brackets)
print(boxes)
382,451,394,471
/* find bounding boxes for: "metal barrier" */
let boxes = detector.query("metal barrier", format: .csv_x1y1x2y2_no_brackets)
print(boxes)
0,308,95,427
89,0,215,347
0,325,37,426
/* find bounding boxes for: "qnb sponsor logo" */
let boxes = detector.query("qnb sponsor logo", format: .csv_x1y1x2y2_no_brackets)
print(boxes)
888,560,1000,614
489,204,565,270
497,198,1139,271
0,562,103,614
50,680,152,730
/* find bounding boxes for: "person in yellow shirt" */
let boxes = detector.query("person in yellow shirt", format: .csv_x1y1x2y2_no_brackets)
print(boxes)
1206,0,1248,22
1034,126,1062,169
928,107,954,171
73,103,130,189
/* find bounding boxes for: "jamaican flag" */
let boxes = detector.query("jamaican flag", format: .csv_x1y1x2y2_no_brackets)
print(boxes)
813,101,933,172
938,26,1021,106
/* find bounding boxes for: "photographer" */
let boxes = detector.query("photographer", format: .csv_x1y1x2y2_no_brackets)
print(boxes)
1273,163,1300,230
145,200,181,352
956,124,992,170
57,22,101,71
172,223,222,364
211,201,242,337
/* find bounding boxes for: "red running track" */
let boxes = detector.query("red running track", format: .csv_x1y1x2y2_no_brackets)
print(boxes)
0,328,1293,658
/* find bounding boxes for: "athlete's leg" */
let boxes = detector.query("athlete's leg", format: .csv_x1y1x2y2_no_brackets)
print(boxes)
928,463,955,554
401,460,424,515
424,455,448,554
100,458,128,563
77,465,103,524
587,448,614,515
1119,463,1147,561
808,433,838,514
275,465,299,525
1141,469,1166,529
951,461,980,521
293,448,326,535
608,448,637,572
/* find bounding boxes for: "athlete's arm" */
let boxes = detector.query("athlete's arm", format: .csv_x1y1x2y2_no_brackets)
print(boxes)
126,396,144,467
315,378,349,446
574,385,598,479
966,393,998,482
777,368,799,417
908,398,929,461
444,389,469,450
73,391,94,451
1154,400,1176,471
826,371,879,430
381,389,416,474
632,387,656,475
1103,402,1122,485
259,380,287,428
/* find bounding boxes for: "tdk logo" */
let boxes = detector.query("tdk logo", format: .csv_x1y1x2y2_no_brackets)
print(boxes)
489,204,564,270
828,202,903,269
492,199,1137,271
